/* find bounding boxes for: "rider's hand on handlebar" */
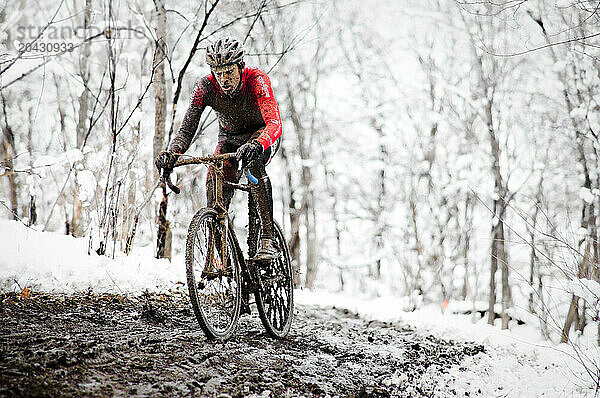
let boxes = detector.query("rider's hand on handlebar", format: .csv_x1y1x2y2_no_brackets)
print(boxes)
155,151,180,173
236,140,263,166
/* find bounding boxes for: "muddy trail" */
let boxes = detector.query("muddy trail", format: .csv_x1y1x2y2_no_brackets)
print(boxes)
0,292,484,397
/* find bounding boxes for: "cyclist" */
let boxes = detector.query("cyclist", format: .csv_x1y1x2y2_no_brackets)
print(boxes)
155,36,282,262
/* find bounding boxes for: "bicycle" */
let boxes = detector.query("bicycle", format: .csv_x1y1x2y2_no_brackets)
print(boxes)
161,153,294,340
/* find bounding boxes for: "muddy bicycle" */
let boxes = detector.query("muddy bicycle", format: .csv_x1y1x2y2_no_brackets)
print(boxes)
161,153,294,340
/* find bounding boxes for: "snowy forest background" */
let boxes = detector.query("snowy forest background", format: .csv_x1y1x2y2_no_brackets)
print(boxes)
1,0,600,359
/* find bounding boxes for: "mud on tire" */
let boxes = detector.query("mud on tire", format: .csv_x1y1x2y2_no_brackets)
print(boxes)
254,221,294,338
186,208,242,340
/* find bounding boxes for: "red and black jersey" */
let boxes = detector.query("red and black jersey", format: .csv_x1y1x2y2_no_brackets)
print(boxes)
169,67,283,154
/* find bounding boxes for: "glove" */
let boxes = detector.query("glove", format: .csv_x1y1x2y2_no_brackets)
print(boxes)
236,140,263,165
155,151,180,173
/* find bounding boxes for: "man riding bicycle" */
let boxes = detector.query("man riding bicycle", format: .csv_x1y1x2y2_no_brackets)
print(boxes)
155,36,282,262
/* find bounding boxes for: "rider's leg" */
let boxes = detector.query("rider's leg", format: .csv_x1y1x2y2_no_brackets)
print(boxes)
205,140,240,280
206,140,239,210
248,149,278,261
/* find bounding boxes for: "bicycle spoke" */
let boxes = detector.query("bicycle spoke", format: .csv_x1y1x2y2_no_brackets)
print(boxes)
195,235,205,256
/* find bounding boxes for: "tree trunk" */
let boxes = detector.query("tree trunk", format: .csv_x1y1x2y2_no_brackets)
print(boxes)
72,0,92,237
409,196,424,296
561,149,595,339
300,144,316,288
528,197,541,313
125,215,139,255
562,295,580,343
485,95,511,329
461,195,472,300
537,265,550,339
156,188,171,260
1,122,17,220
374,134,386,279
322,154,343,290
576,301,587,333
280,145,301,286
285,84,317,288
561,240,592,342
28,195,37,226
23,103,39,227
499,218,511,329
488,218,498,326
1,80,17,218
153,0,170,259
121,179,136,251
153,0,167,173
304,189,317,289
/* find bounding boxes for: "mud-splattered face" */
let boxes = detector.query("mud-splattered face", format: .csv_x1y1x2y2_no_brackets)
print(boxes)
213,65,241,95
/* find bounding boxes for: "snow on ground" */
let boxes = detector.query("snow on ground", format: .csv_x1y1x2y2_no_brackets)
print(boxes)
1,219,598,397
297,290,599,397
0,220,185,294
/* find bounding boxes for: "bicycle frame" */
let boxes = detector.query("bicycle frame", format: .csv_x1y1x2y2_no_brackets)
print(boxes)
165,154,262,295
162,153,294,339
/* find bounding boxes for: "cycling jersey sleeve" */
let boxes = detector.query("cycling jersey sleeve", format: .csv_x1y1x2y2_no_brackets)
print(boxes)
249,71,282,150
169,77,211,154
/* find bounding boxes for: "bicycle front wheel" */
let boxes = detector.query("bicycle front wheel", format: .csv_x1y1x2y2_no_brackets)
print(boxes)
186,208,241,340
255,221,294,338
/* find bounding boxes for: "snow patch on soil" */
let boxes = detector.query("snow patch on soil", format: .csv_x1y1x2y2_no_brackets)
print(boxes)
0,220,185,294
296,289,599,397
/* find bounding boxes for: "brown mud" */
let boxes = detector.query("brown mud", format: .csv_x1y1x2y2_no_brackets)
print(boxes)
0,292,484,397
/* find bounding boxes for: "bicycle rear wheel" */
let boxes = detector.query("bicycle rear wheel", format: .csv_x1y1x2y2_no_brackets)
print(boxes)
186,208,241,340
255,221,294,338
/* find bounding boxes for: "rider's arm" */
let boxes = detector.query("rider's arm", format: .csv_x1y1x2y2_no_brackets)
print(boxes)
250,71,282,150
168,78,211,154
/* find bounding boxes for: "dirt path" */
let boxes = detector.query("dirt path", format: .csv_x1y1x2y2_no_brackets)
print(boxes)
0,292,483,397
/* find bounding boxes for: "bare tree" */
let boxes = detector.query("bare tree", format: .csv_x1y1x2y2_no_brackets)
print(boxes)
525,7,600,342
456,5,518,329
1,90,17,220
337,17,388,281
285,81,318,288
280,144,302,285
71,0,92,237
152,0,167,176
152,0,171,259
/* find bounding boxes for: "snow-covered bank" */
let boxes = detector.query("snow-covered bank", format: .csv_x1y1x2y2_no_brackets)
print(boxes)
0,220,185,294
296,290,599,397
